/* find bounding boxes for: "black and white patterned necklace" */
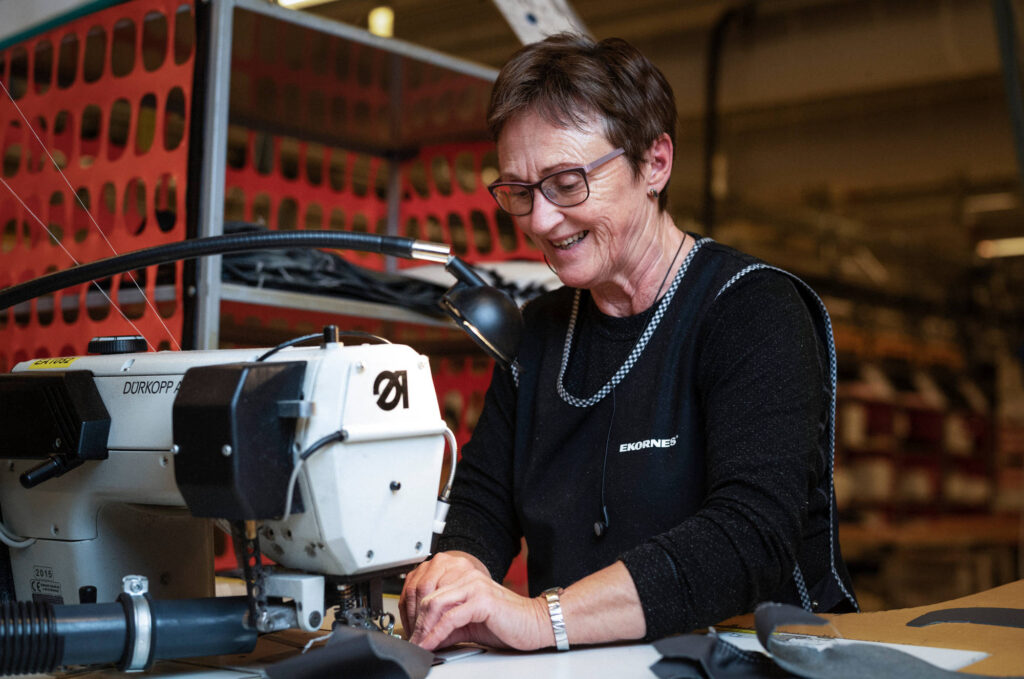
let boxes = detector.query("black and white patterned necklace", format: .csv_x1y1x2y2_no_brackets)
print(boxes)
556,235,709,408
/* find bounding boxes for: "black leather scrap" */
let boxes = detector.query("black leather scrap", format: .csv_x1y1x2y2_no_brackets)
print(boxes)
651,631,797,679
264,627,433,679
906,607,1024,630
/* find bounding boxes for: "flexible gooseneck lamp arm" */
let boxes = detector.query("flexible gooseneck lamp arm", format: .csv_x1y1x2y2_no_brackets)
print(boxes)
0,231,523,368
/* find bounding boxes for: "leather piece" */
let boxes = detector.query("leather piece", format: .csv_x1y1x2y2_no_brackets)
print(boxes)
652,632,797,678
906,608,1024,630
264,627,432,679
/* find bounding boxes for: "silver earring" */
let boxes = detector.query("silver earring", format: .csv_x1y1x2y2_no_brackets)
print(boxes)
648,188,659,198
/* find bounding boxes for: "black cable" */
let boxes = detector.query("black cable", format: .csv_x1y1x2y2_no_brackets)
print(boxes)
591,234,689,538
282,430,348,520
222,252,446,315
255,333,322,362
702,4,756,235
476,265,551,306
255,330,390,362
993,0,1024,199
299,430,347,462
220,224,447,316
595,387,615,538
0,229,422,310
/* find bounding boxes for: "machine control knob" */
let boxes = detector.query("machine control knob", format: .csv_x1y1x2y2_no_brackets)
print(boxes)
79,585,98,604
88,336,148,354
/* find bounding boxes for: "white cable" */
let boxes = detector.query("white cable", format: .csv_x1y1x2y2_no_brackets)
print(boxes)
280,431,346,521
301,632,333,654
281,458,306,523
0,520,36,549
281,426,456,521
441,426,458,500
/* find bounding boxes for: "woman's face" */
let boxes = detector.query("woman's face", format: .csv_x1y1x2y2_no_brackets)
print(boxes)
497,110,653,292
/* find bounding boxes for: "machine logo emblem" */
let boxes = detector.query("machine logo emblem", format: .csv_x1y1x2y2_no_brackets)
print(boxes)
373,370,409,410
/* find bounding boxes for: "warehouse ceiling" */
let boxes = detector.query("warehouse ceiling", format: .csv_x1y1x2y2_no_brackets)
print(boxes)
298,0,1024,339
309,0,724,68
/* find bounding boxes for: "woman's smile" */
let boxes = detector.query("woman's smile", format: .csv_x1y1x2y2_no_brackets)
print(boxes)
552,231,589,250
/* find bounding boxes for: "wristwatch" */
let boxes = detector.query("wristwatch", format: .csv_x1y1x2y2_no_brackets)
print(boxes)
542,587,569,651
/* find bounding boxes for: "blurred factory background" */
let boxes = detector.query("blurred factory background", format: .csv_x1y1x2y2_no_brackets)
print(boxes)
2,0,1023,612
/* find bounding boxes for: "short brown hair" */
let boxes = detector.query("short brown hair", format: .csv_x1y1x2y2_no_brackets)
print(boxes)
488,33,677,210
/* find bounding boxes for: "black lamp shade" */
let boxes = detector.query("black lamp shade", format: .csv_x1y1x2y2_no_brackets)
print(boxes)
441,285,522,369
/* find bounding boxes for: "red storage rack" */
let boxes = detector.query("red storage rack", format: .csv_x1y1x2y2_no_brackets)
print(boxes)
223,136,539,269
1,0,196,369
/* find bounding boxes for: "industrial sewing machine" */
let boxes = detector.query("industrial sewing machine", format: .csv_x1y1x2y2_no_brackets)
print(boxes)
0,331,452,672
0,232,521,675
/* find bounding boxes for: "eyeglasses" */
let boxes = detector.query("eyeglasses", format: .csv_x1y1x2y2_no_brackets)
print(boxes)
487,147,626,216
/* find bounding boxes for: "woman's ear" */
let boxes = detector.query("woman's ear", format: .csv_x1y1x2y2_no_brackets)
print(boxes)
645,132,674,194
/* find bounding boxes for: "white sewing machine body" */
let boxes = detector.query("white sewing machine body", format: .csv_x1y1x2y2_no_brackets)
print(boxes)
0,340,448,609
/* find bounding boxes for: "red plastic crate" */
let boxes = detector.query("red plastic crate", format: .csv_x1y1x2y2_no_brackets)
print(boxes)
1,0,196,368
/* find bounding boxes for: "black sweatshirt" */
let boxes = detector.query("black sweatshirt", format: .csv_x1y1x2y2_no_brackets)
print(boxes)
438,239,857,639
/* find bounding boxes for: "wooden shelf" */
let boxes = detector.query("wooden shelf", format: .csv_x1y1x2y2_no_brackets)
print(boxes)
840,515,1022,558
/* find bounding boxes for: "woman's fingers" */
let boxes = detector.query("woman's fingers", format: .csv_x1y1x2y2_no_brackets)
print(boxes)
408,567,483,645
408,574,548,652
398,564,423,636
399,552,485,638
411,588,481,649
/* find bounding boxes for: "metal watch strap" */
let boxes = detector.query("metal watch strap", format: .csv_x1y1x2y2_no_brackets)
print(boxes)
542,587,569,651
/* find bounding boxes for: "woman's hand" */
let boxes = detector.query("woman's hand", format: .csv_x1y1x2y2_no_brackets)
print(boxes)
400,556,646,651
400,551,550,651
400,551,487,637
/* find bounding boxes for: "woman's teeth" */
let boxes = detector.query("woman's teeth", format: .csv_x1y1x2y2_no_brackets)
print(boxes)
553,231,588,250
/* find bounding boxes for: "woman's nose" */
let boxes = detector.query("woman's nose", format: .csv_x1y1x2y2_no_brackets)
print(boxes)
524,191,562,236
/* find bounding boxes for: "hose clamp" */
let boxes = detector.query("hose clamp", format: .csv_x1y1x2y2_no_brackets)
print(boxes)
120,575,153,671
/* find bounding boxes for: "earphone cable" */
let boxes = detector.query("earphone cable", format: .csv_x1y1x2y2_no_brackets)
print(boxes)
591,232,689,537
597,387,616,535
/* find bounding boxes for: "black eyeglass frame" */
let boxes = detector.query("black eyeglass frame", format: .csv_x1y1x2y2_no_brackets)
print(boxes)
487,147,626,216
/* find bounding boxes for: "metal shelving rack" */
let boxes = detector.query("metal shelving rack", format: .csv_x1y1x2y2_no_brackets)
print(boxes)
193,0,499,349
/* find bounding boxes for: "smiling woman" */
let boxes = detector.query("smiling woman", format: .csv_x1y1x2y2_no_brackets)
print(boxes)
492,109,680,307
400,33,858,654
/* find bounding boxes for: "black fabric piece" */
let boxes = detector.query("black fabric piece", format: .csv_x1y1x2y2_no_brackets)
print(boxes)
264,627,432,679
652,633,797,679
439,239,856,640
650,658,709,679
906,607,1024,629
